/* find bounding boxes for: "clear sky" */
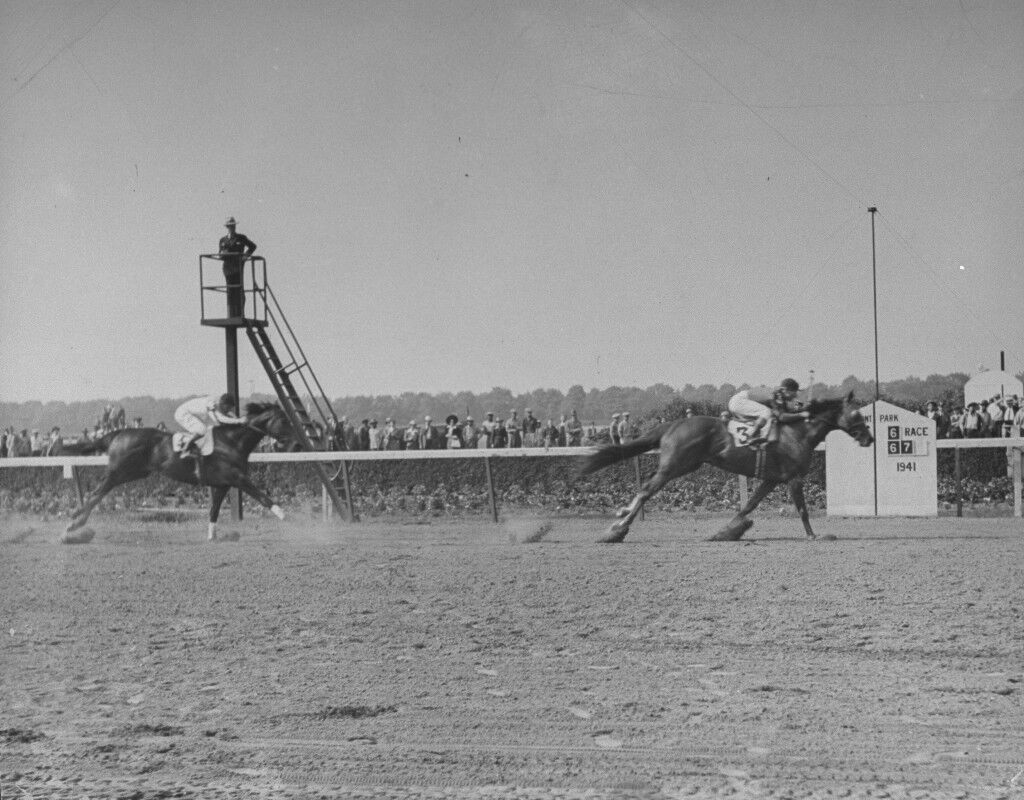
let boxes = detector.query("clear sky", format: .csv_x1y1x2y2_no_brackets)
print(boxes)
1,1,1021,403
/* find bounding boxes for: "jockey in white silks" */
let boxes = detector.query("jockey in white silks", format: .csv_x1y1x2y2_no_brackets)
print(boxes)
727,378,804,444
174,393,247,459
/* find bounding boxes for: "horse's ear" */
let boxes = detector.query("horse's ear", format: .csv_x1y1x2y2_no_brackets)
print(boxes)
846,390,855,403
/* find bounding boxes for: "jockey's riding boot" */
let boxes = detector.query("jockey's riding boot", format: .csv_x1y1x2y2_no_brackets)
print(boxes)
745,419,767,447
194,454,203,482
181,434,198,460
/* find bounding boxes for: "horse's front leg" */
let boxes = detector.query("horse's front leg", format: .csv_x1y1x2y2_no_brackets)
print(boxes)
208,486,230,541
236,476,285,520
788,479,815,539
710,479,779,541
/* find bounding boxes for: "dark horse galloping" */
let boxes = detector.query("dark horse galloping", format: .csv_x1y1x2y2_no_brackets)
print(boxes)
578,393,873,542
61,403,294,541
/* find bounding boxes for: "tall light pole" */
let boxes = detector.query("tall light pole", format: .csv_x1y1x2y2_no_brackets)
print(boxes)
868,207,879,516
868,208,879,400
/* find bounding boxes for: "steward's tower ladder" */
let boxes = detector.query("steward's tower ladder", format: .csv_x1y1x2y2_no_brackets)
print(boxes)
200,254,352,521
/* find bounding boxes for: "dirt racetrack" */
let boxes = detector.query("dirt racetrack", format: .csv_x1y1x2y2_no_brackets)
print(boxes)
2,511,1023,800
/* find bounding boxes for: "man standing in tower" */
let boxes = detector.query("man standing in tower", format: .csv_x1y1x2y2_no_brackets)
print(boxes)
219,217,257,318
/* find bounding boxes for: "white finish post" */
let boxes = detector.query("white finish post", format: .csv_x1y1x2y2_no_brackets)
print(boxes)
1014,447,1022,519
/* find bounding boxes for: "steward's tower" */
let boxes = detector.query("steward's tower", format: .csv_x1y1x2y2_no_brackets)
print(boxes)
199,254,351,520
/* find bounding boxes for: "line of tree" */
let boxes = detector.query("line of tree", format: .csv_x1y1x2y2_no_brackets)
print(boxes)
0,371,1007,436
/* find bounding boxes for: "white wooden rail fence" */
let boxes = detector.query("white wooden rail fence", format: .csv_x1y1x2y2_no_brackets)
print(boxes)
1,439,1021,520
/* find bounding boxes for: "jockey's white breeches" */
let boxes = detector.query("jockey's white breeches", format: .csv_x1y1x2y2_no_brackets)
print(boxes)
174,408,207,436
728,391,772,423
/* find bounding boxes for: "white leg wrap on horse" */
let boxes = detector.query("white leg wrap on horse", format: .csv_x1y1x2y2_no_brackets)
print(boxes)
208,522,217,541
271,504,285,520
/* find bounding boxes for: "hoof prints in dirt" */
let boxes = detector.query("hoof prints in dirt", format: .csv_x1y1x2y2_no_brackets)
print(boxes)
117,723,185,737
1,727,45,743
315,704,397,720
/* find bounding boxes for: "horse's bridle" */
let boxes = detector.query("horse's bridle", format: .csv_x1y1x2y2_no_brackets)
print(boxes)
839,408,874,445
248,408,293,444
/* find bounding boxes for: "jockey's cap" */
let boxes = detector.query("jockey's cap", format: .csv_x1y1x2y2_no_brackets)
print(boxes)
224,216,237,227
781,378,799,391
218,392,234,407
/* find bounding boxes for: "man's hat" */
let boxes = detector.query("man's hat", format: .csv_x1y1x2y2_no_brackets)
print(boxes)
466,416,473,421
225,216,237,227
612,413,620,418
781,378,799,391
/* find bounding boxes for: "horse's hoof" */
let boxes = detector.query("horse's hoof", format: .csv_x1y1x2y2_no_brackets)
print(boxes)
271,505,285,520
709,518,754,541
615,507,630,518
599,525,629,544
60,528,95,545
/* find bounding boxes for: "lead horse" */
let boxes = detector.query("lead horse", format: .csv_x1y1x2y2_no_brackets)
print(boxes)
61,402,294,541
578,393,874,542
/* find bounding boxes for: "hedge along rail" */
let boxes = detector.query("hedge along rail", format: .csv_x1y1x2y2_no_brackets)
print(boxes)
2,438,1022,522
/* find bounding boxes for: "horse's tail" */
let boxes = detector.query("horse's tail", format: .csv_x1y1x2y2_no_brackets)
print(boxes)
576,425,668,477
57,433,116,456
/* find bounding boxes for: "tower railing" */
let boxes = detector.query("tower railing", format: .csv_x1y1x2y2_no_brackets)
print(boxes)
199,254,268,327
257,279,338,442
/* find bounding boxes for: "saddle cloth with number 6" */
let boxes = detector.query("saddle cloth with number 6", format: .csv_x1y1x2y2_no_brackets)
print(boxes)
171,431,215,457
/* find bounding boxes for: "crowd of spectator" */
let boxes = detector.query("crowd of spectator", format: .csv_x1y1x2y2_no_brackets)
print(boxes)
922,394,1024,439
0,404,159,458
324,409,650,452
5,393,1021,461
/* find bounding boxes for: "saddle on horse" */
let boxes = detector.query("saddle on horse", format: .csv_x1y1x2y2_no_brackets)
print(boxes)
173,431,215,458
727,408,809,450
726,414,778,449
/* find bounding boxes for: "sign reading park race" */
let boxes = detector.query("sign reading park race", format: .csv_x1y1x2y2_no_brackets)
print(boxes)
826,400,937,517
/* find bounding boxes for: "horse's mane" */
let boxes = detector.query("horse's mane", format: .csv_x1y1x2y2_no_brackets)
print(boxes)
805,396,848,417
244,402,281,418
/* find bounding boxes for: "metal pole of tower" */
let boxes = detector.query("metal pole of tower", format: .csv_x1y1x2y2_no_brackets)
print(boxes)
225,326,243,521
869,207,879,516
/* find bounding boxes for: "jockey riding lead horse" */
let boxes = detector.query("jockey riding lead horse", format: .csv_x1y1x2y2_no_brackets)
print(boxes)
578,393,874,543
